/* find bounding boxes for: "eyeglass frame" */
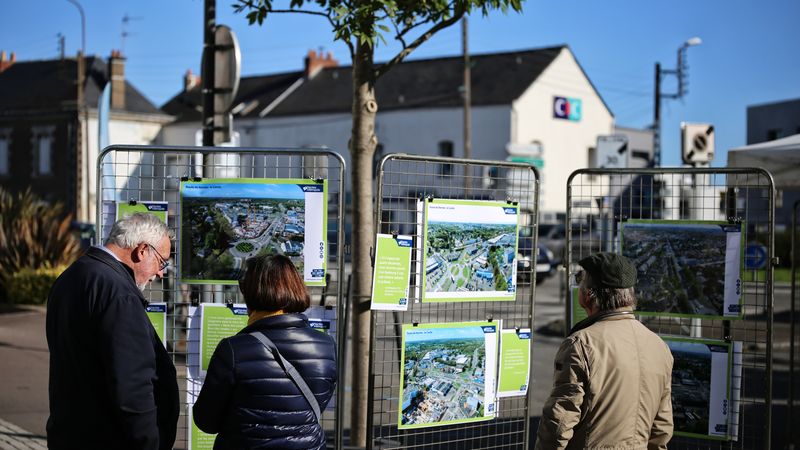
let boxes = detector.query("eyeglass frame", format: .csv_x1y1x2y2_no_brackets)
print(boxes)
147,244,170,272
570,269,585,287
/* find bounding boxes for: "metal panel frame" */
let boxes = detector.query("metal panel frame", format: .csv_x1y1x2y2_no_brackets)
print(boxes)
565,167,775,449
96,144,347,450
368,153,540,450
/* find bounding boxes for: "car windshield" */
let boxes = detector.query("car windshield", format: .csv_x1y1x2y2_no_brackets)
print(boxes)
537,224,556,236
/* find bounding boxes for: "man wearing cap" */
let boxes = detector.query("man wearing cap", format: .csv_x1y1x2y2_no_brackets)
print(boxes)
535,252,673,450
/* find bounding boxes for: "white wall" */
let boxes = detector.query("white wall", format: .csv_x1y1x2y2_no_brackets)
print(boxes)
512,47,614,213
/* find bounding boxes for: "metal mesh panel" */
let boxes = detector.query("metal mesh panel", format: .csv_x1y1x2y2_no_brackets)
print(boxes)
96,145,347,450
566,168,774,449
369,154,540,450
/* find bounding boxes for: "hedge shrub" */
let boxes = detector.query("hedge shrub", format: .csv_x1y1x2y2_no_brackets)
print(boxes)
7,266,67,305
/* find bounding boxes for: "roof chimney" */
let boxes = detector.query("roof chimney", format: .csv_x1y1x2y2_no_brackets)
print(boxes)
184,69,201,91
109,50,126,109
0,51,16,73
304,50,338,78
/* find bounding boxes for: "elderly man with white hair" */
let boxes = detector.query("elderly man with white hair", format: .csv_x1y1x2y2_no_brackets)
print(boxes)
46,212,179,450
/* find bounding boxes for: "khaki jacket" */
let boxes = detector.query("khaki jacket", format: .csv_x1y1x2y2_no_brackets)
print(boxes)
535,309,674,450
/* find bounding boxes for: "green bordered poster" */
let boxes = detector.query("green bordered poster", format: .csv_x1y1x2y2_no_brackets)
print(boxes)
422,199,519,302
399,321,499,429
371,233,413,311
187,377,215,450
662,336,732,440
497,328,531,398
117,201,169,224
620,220,744,319
180,178,328,286
199,303,249,373
145,302,167,347
569,286,588,330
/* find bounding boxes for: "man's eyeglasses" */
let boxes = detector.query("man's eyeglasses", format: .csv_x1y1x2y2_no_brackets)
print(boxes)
148,244,170,272
570,270,585,286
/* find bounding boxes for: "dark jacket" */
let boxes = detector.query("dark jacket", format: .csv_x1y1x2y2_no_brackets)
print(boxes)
46,247,180,450
193,313,337,450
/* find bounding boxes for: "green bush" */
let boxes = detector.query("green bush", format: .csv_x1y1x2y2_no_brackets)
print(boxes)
0,188,81,301
7,266,67,305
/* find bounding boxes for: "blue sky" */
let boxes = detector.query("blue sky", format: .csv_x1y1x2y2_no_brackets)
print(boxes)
405,324,489,343
2,0,799,167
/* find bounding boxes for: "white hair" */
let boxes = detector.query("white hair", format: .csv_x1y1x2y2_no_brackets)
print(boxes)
105,212,172,248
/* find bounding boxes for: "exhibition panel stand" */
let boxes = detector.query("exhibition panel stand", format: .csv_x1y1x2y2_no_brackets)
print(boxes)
96,145,347,450
368,154,540,449
565,167,776,449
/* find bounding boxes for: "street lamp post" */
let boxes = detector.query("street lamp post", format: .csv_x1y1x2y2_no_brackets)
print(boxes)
652,37,701,167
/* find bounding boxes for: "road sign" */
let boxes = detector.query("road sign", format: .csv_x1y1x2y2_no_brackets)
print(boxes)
744,243,768,270
681,122,715,165
596,135,629,169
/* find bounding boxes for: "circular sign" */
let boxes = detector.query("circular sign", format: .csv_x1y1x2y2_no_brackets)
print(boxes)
744,243,767,270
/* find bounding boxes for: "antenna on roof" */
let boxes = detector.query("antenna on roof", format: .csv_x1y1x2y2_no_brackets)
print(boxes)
121,13,143,54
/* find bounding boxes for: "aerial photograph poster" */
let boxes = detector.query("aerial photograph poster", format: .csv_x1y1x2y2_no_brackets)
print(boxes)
399,321,499,429
180,178,327,285
663,336,732,440
423,199,519,302
620,220,743,318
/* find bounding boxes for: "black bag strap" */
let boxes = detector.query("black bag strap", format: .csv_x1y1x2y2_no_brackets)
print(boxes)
249,331,322,424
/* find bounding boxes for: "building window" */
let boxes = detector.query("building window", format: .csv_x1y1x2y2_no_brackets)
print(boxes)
31,125,55,177
766,129,781,141
438,140,454,176
0,131,9,176
38,135,52,175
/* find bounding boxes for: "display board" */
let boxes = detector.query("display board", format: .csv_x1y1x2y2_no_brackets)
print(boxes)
399,321,499,429
198,303,249,373
621,220,743,319
117,201,169,224
421,199,519,302
145,302,167,347
371,233,413,311
569,287,588,329
180,178,327,285
663,336,732,440
497,328,531,398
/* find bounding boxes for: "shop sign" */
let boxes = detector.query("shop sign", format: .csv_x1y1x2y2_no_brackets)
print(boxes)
553,96,582,122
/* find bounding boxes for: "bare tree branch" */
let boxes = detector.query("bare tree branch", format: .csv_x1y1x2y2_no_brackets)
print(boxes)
375,5,465,79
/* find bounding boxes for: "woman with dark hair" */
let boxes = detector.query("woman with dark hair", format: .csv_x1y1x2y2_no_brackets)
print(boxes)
193,254,337,449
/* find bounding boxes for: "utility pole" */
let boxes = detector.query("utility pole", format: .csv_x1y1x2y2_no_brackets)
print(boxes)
652,37,701,167
202,0,216,147
66,0,87,222
462,16,471,192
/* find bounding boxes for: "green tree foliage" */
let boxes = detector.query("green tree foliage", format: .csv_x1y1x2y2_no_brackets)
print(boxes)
0,188,81,302
232,1,524,444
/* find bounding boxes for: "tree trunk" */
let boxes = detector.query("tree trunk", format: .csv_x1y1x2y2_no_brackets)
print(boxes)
349,40,377,448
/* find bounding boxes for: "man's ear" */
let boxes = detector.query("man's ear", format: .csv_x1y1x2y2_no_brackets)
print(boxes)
131,243,147,263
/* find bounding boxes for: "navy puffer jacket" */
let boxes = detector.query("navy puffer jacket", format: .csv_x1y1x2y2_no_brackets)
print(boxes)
193,313,337,450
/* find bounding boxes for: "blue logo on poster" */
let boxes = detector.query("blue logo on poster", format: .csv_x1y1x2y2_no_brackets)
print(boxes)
518,332,531,339
396,238,413,247
503,207,517,214
311,268,325,277
300,184,323,192
231,306,248,315
553,96,582,121
482,326,497,333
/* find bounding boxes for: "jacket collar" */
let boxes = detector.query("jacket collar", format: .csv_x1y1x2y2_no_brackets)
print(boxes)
85,247,145,303
569,306,635,336
238,312,308,335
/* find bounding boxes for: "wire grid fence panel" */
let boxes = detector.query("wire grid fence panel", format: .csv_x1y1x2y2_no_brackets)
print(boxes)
369,154,540,450
96,145,347,450
565,168,774,450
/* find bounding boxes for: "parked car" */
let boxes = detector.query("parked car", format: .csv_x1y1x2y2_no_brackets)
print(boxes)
537,222,604,265
517,228,555,284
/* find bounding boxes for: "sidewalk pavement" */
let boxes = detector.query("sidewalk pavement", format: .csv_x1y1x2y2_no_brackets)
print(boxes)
0,418,46,450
